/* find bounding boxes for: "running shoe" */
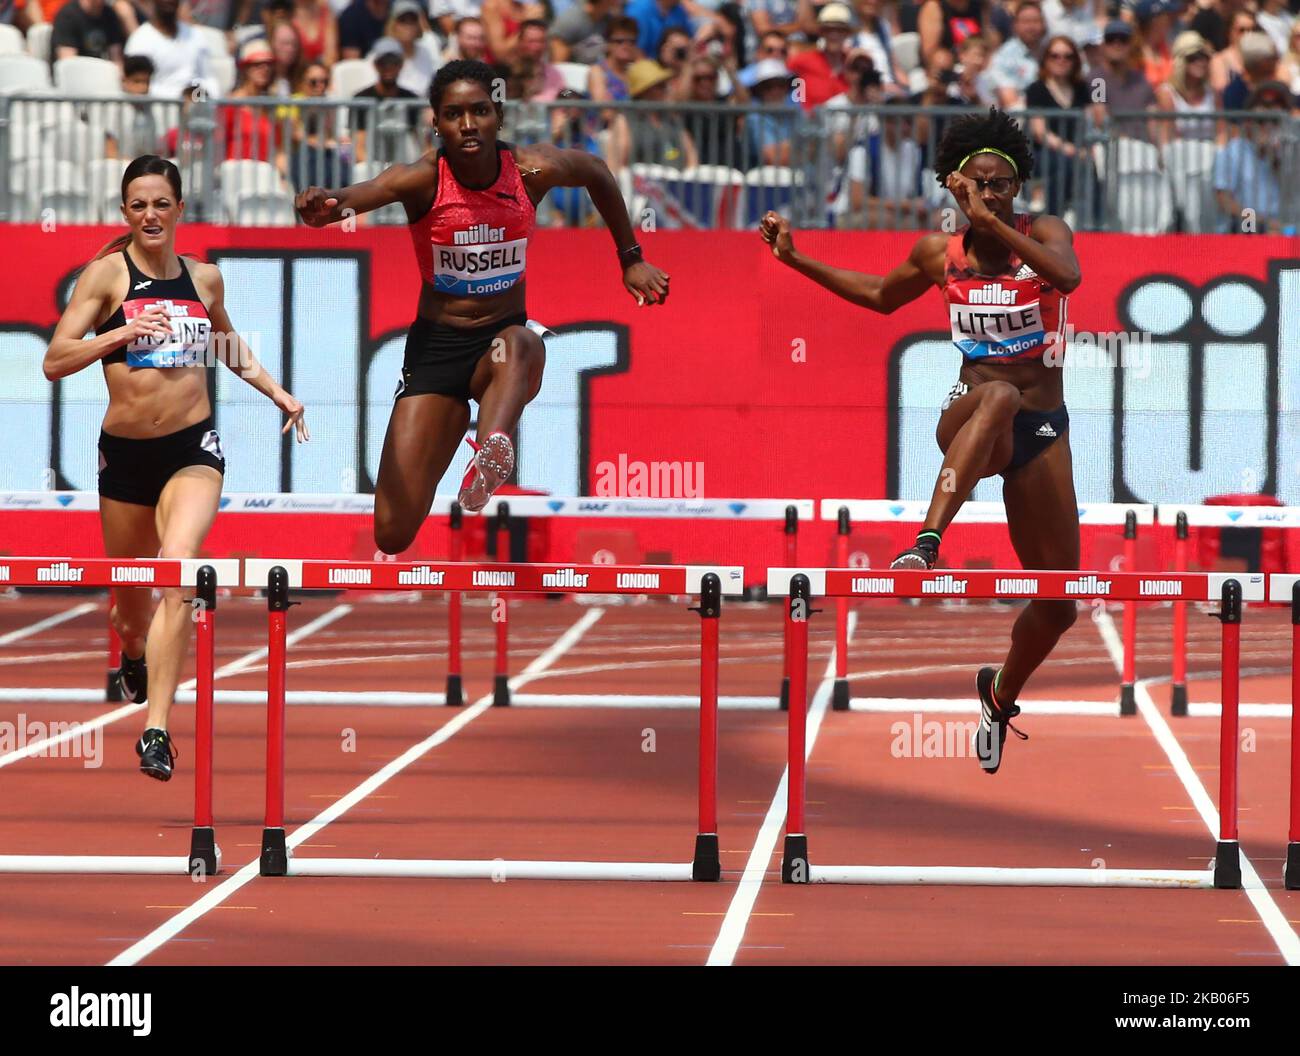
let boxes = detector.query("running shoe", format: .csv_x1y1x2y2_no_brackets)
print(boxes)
890,543,938,570
118,653,148,704
973,666,1027,774
458,431,515,513
136,728,177,782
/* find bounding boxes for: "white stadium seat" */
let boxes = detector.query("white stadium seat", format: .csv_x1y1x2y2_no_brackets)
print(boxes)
1162,139,1219,234
0,54,52,94
25,21,52,63
0,23,25,55
890,31,921,73
232,190,297,226
329,58,377,99
554,62,590,94
218,158,284,221
53,56,121,96
208,53,235,97
87,157,129,223
192,24,230,63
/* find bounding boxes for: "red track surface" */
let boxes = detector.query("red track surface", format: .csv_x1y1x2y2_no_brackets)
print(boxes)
0,591,1296,964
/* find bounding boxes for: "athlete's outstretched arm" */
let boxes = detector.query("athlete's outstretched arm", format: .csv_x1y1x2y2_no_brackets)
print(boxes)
196,264,309,442
515,142,670,305
946,173,1081,293
43,257,171,380
294,161,430,227
759,211,941,314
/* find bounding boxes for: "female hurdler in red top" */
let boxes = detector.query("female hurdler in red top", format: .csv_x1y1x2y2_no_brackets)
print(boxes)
762,109,1083,775
295,59,670,551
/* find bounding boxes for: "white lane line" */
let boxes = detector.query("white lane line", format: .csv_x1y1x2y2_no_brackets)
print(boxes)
0,605,351,771
0,602,97,646
1093,608,1300,966
107,607,605,968
707,612,856,968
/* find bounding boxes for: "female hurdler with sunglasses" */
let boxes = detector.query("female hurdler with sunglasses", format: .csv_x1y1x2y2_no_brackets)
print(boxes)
761,108,1082,777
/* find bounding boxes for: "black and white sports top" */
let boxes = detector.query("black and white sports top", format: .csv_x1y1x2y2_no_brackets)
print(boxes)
99,248,213,368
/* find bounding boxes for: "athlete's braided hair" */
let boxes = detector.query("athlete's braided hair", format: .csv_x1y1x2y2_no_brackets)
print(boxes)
430,59,500,115
933,107,1035,187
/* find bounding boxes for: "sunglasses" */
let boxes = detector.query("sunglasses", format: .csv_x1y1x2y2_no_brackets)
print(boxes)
968,176,1015,195
609,36,636,44
1187,52,1209,61
1047,51,1075,60
1104,34,1129,44
306,77,328,86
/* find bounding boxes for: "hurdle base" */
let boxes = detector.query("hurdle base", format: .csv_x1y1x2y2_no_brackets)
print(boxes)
804,864,1213,888
692,833,721,882
260,827,289,876
782,834,809,884
1285,842,1300,890
1170,683,1188,717
284,858,693,881
105,668,123,702
778,677,790,712
493,675,511,707
445,674,463,708
188,827,220,878
831,679,850,711
1214,840,1241,889
1119,683,1136,716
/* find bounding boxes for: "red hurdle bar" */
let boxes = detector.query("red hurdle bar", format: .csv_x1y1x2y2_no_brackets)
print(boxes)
773,566,1252,888
778,504,798,712
0,557,228,877
693,573,722,880
1170,512,1190,717
1120,510,1138,716
189,566,219,875
493,503,511,707
832,506,851,712
252,558,738,880
1215,579,1243,888
781,573,811,883
260,565,291,876
1287,580,1300,890
445,503,464,706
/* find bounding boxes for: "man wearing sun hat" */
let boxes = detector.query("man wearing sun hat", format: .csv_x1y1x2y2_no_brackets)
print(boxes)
787,2,854,110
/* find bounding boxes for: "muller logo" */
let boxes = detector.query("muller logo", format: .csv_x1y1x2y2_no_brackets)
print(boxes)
37,561,84,582
542,567,590,588
453,223,506,245
966,282,1019,305
921,574,967,594
1065,574,1112,595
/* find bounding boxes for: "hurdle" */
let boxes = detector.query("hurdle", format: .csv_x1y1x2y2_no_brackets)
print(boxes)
0,557,238,877
769,565,1266,889
1268,574,1300,889
817,501,1156,714
450,495,813,710
244,557,744,881
1160,504,1300,717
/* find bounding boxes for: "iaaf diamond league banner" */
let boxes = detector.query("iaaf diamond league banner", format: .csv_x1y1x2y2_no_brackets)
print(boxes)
2,225,1298,504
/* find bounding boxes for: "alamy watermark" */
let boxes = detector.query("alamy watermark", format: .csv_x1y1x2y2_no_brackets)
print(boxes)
1044,325,1152,378
592,454,704,498
0,714,101,768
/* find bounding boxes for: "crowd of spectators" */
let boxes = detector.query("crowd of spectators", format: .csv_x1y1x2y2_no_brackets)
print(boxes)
3,0,1300,230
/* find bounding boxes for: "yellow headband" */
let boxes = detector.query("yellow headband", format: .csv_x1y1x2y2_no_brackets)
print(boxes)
957,147,1019,178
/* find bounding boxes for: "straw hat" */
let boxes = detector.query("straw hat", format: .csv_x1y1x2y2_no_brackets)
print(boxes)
627,59,674,98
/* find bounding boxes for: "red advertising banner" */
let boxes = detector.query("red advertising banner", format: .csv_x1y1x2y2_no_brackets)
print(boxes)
1,225,1297,572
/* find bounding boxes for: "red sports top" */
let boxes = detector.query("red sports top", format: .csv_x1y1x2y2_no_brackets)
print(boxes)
942,213,1067,362
408,145,536,296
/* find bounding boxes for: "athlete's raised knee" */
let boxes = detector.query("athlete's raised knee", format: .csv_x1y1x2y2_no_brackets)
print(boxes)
495,327,544,372
974,381,1021,422
374,517,416,556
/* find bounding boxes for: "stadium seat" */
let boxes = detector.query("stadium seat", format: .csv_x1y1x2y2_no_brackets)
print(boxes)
329,58,377,99
0,54,52,93
25,21,52,63
554,62,590,94
218,158,283,221
0,23,24,55
1111,172,1174,234
53,56,120,96
36,159,92,224
87,157,129,222
891,31,921,73
53,118,109,165
232,190,297,226
209,53,236,97
1162,139,1218,233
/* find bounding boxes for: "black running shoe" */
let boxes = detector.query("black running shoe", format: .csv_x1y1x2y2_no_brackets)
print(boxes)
973,666,1027,774
136,727,177,782
118,653,148,704
890,543,937,570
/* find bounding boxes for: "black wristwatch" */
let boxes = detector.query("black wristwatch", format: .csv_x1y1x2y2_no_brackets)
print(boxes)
618,243,644,266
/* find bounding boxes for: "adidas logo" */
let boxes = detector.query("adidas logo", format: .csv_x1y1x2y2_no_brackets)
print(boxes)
1014,264,1037,280
1036,423,1057,438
